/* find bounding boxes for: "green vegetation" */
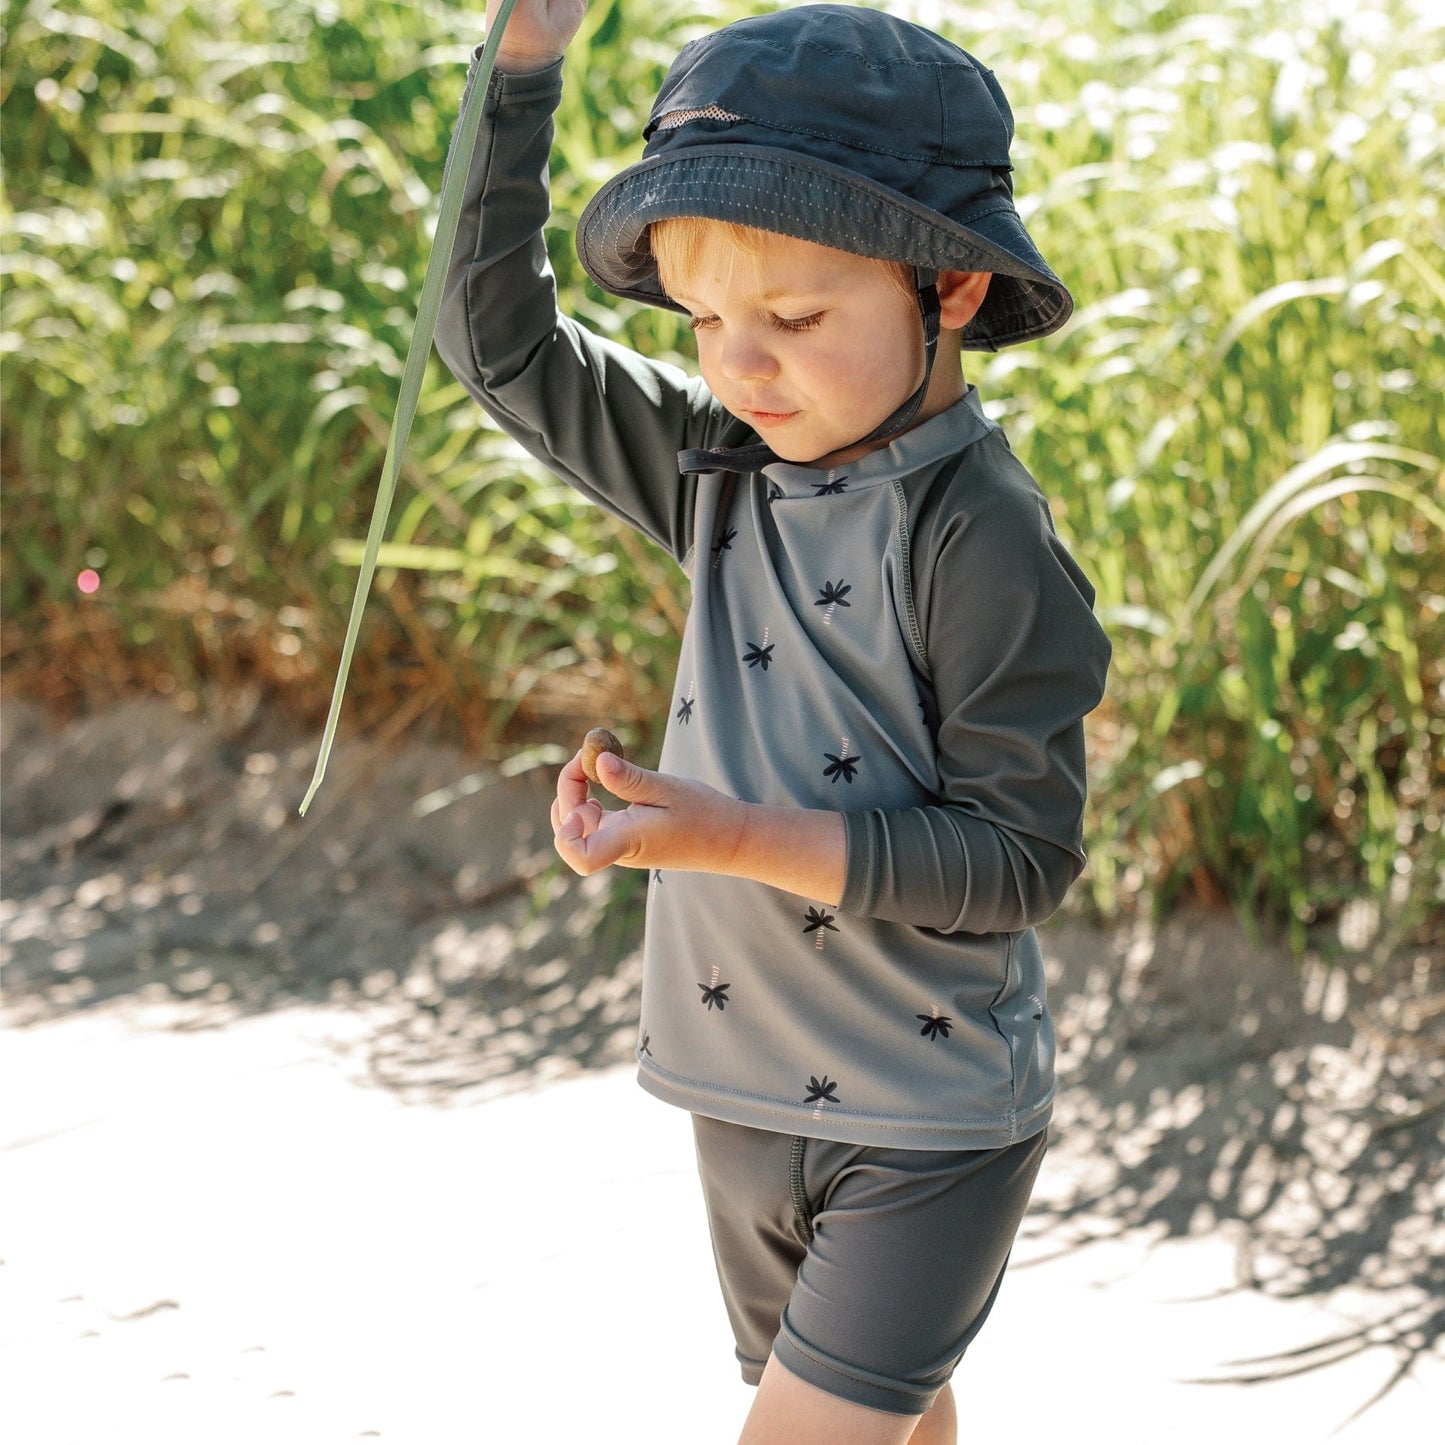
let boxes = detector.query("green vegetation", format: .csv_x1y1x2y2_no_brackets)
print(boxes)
3,0,1442,947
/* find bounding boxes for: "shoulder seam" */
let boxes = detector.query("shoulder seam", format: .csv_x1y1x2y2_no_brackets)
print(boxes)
889,479,929,676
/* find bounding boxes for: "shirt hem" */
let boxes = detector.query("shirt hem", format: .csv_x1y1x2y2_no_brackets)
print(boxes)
636,1057,1053,1151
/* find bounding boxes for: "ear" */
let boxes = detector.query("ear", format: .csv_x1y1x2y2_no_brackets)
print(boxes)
935,271,992,331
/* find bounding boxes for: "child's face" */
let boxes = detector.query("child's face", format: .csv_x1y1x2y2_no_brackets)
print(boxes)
663,230,957,469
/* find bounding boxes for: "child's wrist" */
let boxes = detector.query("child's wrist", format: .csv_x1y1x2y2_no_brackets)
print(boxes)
494,48,564,73
725,802,846,905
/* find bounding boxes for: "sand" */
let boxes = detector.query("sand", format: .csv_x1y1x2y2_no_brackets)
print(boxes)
2,696,1440,1442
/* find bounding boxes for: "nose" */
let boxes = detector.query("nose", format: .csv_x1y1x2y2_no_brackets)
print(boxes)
717,330,778,384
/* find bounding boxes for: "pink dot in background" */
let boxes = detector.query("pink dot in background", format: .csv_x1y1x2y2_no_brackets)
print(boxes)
77,569,101,594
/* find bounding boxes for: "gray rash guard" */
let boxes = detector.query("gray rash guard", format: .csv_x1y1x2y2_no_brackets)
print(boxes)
436,55,1112,1150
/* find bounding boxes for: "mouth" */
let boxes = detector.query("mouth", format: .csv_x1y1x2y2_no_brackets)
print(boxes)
743,408,800,426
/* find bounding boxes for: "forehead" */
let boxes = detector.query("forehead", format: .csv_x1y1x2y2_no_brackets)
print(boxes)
672,227,886,299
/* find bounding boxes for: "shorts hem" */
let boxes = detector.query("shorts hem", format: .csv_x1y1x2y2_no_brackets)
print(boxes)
773,1319,945,1417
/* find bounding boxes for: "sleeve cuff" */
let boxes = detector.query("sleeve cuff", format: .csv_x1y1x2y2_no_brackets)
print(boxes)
469,46,566,100
839,810,880,917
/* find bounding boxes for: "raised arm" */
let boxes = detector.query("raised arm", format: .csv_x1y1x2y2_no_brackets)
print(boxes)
486,0,585,75
433,3,746,562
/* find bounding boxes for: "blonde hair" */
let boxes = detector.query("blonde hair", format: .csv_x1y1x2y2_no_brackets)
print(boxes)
649,216,915,304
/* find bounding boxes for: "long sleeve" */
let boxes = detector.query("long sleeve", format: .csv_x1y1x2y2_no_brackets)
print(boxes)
433,52,748,564
839,434,1111,934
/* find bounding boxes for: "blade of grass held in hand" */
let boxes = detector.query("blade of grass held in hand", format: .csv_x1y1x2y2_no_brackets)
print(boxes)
299,0,520,816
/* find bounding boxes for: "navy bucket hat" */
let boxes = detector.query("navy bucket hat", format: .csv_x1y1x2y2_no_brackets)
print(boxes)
576,4,1072,352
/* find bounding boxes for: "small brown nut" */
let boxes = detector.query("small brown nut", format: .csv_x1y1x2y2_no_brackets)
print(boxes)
580,727,624,784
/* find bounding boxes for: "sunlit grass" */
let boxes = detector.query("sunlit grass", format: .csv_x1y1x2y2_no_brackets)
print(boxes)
955,0,1445,947
2,0,1441,945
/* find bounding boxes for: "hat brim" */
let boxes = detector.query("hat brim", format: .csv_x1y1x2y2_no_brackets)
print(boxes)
576,145,1072,351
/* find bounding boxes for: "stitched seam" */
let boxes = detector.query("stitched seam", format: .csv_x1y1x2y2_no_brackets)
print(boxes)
891,480,927,675
788,1135,815,1243
463,76,503,372
987,932,1021,1143
599,155,1034,256
654,114,1006,168
716,34,977,76
638,1054,1046,1130
776,1326,935,1406
935,64,948,164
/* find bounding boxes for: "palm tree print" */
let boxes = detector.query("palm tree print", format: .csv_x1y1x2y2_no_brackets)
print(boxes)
768,484,784,504
802,907,838,934
823,751,861,784
917,1013,954,1041
743,640,775,671
815,579,851,625
804,905,838,953
812,476,848,496
639,1032,653,1057
675,679,696,725
699,981,731,1011
711,526,737,570
803,1075,840,1104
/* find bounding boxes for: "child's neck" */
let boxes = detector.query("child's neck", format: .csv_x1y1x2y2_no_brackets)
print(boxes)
805,366,967,469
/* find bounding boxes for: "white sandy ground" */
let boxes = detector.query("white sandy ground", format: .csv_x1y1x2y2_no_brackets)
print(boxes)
2,999,1439,1445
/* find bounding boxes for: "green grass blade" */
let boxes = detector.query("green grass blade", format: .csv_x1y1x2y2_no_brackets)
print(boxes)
298,0,520,816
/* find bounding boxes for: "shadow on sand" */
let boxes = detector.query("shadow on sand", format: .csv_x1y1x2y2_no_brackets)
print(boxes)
3,696,1441,1413
1031,911,1443,1417
1,696,646,1091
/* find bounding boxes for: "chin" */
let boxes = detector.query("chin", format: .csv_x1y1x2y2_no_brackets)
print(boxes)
803,441,876,469
763,430,850,468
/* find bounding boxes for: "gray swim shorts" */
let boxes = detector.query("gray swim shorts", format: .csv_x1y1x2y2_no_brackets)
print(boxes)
691,1115,1048,1417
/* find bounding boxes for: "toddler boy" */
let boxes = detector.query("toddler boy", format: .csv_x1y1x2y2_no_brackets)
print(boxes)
437,5,1111,1441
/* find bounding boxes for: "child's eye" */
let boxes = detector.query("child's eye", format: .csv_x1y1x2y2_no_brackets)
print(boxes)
773,312,824,332
687,314,720,331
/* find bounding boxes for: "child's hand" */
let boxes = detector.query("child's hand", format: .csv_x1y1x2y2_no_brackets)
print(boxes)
487,0,588,71
550,749,749,878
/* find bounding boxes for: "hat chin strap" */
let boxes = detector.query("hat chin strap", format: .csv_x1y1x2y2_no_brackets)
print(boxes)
678,269,942,476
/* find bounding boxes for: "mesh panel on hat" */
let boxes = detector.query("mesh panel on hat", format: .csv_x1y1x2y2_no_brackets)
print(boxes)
655,107,744,131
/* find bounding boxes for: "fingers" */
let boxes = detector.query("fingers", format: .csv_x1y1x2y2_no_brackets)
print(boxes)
552,748,590,829
553,748,610,873
553,802,633,876
554,746,650,826
556,797,603,841
592,749,664,803
550,750,668,877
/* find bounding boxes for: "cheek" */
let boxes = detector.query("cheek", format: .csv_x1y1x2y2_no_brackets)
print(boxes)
692,336,724,392
818,325,911,399
876,302,923,368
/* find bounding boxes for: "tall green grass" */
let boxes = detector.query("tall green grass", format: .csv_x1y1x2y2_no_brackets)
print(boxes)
0,0,715,731
954,0,1445,946
3,0,1442,946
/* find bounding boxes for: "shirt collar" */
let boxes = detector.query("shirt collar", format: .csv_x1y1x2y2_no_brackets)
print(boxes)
761,387,994,490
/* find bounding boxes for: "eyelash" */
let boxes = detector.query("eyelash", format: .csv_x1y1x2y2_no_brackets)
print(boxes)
688,313,825,334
